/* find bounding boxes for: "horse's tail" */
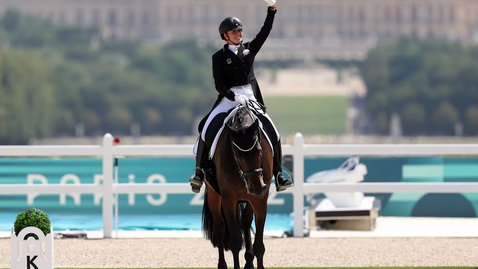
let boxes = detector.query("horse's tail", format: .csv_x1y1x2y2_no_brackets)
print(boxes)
202,188,246,251
201,188,232,250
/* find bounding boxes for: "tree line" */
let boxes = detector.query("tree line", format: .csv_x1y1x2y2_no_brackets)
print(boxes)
0,10,217,144
362,38,478,136
2,9,478,144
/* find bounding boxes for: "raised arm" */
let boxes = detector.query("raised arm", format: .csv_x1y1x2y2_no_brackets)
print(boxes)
249,6,277,54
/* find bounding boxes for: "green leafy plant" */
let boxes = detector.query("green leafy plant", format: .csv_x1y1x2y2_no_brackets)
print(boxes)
14,208,51,239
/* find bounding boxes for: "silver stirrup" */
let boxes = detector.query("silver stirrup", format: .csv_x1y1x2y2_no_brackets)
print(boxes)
188,167,205,185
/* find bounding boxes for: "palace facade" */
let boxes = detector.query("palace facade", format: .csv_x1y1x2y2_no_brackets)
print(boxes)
1,0,478,58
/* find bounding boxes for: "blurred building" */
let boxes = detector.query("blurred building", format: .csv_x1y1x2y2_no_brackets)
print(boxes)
1,0,478,59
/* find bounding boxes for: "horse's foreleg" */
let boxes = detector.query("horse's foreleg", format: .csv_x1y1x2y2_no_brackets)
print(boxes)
252,198,268,269
241,203,254,269
222,198,242,269
208,189,227,269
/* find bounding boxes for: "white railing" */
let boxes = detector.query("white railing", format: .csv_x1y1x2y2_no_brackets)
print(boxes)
1,133,478,238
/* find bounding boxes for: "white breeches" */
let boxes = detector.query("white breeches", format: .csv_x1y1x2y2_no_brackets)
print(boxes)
201,84,279,142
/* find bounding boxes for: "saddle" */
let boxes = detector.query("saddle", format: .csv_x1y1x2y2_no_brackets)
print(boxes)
196,102,275,160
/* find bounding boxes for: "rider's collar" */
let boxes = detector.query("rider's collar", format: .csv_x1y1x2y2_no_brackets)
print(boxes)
228,44,241,54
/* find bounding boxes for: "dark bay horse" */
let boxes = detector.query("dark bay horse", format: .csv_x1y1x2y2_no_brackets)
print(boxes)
202,103,273,269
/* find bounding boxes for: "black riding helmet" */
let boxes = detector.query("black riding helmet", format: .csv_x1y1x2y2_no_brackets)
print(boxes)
219,17,243,40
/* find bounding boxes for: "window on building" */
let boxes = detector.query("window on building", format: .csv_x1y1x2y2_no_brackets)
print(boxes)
170,7,176,23
187,6,194,23
109,10,117,26
374,6,382,22
325,6,331,22
201,6,208,23
384,6,391,22
427,5,433,22
93,9,100,25
301,6,310,21
336,6,343,23
411,5,418,22
165,8,171,23
449,5,455,23
359,7,366,23
396,6,401,23
76,9,84,25
438,6,444,22
348,7,355,22
210,7,218,23
316,6,322,22
142,11,150,26
127,11,135,28
402,5,410,21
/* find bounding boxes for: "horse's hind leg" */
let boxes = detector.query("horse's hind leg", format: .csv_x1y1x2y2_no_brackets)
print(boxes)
252,198,268,269
208,188,228,269
241,202,254,269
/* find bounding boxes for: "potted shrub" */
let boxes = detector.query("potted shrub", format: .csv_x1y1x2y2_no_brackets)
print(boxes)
11,207,54,269
13,208,51,239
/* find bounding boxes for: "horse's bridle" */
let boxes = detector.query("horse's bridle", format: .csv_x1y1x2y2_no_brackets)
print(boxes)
229,131,263,194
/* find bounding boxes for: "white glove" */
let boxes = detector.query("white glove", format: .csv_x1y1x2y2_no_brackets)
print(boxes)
234,94,249,107
264,0,276,6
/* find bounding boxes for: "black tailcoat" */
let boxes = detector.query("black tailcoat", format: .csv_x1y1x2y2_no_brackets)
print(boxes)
198,7,277,133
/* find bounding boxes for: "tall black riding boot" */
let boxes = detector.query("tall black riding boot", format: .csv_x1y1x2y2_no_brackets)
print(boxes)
273,139,293,192
189,138,208,193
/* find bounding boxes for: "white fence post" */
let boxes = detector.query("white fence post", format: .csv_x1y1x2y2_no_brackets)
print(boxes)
293,133,304,237
102,133,114,238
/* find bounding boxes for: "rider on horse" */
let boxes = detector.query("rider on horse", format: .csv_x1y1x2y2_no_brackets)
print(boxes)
189,0,293,194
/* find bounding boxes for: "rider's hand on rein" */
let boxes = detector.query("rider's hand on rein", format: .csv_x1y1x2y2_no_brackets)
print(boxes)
234,94,249,107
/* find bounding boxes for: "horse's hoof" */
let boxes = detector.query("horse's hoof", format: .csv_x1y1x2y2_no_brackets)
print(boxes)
218,261,227,269
244,262,255,269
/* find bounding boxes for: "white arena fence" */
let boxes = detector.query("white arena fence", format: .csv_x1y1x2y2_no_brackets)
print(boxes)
1,133,478,238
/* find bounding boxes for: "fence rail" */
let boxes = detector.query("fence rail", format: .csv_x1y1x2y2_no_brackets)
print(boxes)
1,133,478,238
